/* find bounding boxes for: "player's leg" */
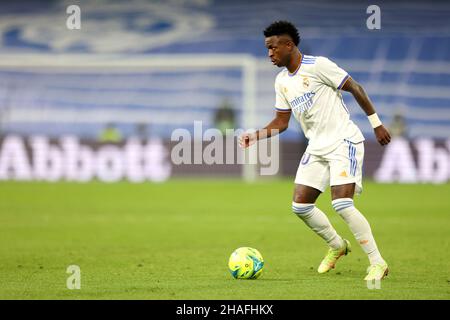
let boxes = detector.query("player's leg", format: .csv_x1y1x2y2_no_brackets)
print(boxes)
292,183,350,273
292,153,349,273
329,141,388,280
292,184,343,249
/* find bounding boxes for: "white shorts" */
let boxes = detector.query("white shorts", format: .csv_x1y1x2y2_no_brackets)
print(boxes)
294,139,364,195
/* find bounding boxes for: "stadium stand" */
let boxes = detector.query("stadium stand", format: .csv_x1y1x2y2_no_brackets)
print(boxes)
0,0,449,141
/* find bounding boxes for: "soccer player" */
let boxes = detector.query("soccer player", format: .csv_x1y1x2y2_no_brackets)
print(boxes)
239,21,391,281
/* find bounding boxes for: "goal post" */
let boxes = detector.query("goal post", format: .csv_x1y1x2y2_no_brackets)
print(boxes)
0,53,259,181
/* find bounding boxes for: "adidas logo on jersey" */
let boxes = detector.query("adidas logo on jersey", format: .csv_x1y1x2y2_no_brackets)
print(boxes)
339,171,348,177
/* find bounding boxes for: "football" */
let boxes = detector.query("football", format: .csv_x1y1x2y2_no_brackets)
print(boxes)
228,247,264,279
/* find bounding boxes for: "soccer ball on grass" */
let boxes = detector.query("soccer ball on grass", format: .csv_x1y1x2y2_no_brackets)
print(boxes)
228,247,264,279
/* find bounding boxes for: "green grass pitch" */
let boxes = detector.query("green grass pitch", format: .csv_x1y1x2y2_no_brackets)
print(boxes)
0,180,449,300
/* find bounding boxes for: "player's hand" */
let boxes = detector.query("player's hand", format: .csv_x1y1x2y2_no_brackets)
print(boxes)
374,125,391,146
239,131,258,148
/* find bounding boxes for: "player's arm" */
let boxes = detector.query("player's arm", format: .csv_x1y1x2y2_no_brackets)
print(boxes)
239,111,291,148
341,77,391,146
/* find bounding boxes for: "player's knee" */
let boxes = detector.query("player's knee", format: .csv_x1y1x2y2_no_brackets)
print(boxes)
292,202,315,217
331,198,354,213
293,194,302,204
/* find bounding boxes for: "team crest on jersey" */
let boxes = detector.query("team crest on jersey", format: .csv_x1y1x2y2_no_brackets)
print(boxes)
283,87,288,93
302,77,310,88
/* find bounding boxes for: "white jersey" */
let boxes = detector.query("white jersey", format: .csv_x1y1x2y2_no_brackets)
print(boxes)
274,55,365,155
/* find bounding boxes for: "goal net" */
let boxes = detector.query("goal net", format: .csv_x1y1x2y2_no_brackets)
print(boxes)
0,53,260,181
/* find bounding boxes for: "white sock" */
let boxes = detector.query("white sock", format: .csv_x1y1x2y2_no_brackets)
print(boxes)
292,202,344,250
332,198,385,265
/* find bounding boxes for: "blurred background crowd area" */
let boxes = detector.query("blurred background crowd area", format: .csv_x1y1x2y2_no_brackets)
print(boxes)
0,0,449,182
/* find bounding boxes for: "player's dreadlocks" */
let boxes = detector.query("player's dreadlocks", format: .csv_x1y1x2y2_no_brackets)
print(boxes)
263,21,300,46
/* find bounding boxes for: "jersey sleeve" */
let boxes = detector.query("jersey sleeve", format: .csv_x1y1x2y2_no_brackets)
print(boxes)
274,76,291,112
315,56,350,90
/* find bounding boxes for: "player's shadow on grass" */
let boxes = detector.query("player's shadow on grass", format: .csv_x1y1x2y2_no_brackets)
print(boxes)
239,272,360,281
